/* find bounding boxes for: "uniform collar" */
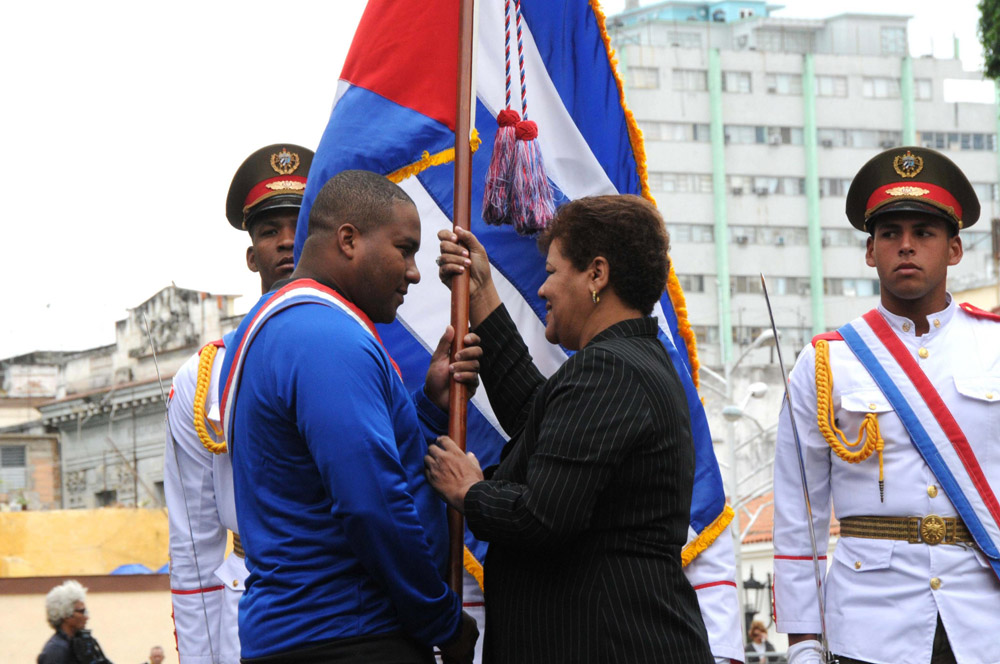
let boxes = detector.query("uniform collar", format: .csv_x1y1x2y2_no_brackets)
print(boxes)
876,293,955,338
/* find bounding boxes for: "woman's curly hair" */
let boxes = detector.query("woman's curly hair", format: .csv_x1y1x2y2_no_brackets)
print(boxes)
538,195,670,316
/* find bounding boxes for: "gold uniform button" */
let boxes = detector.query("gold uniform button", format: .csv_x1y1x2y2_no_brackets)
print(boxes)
233,580,239,587
928,485,938,498
933,319,940,328
855,561,862,569
930,577,942,590
902,322,911,332
987,392,995,400
918,348,929,359
868,403,877,411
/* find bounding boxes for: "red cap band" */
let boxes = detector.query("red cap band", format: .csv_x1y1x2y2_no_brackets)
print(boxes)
865,181,962,226
243,175,308,215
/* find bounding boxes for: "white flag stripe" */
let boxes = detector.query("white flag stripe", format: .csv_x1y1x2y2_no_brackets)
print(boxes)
475,1,618,202
652,302,676,346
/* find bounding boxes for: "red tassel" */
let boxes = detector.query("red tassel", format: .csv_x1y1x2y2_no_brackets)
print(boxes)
482,109,520,225
508,119,554,236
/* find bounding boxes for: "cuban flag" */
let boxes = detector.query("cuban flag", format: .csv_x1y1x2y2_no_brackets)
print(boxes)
294,1,741,657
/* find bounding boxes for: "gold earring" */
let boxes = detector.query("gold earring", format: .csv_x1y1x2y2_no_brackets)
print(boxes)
591,289,600,304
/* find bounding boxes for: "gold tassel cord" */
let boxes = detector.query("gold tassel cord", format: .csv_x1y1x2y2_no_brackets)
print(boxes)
386,131,481,184
681,504,735,567
814,340,885,500
194,345,227,455
463,545,485,592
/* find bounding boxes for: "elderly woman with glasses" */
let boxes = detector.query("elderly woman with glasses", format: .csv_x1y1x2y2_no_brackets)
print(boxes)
426,195,713,664
38,580,111,664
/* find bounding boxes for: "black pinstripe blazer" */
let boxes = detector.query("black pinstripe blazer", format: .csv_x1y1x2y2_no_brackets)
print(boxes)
465,305,713,664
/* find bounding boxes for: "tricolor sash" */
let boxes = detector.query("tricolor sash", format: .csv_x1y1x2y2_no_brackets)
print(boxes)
839,309,1000,580
219,279,401,449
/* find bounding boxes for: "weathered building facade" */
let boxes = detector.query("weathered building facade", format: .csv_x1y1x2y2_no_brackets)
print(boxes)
1,285,241,510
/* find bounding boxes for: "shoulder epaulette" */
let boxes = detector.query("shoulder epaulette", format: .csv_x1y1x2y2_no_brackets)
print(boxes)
812,331,843,347
198,339,225,355
959,302,1000,322
194,341,227,454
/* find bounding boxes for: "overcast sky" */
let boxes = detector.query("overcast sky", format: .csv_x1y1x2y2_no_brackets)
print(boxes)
0,0,987,359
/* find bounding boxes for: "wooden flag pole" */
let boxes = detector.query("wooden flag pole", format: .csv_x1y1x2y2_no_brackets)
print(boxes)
448,0,477,597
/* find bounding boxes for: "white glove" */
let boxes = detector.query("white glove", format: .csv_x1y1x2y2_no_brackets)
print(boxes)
787,639,824,664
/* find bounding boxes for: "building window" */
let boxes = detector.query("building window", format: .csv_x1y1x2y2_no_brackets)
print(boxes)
728,176,804,196
95,489,117,507
673,68,708,92
725,125,758,144
961,230,992,251
676,274,705,293
665,224,715,243
915,78,933,101
826,278,880,297
638,121,710,142
650,173,713,194
973,183,1000,202
820,178,852,197
880,27,907,56
666,31,702,49
628,66,660,90
730,275,765,294
822,228,867,248
919,131,998,152
766,73,802,95
758,29,813,53
817,128,847,148
816,75,848,97
691,325,720,346
767,126,804,145
723,71,752,93
862,77,901,99
0,445,27,492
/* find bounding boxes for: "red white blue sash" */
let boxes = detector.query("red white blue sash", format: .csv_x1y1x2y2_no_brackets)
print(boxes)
219,279,401,448
839,310,1000,580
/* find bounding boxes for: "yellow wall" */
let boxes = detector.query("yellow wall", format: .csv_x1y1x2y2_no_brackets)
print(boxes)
0,508,168,577
954,283,1000,312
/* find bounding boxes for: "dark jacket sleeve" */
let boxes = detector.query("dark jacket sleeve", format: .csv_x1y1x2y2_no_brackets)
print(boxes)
465,344,650,549
474,304,547,437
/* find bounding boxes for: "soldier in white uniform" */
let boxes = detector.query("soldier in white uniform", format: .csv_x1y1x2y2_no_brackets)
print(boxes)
773,146,1000,664
164,144,313,664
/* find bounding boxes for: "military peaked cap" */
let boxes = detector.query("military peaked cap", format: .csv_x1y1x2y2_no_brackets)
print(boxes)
226,144,315,230
845,145,979,233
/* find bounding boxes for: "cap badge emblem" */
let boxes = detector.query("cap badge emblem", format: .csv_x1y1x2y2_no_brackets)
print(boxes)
270,149,300,175
265,180,306,192
893,150,923,178
885,186,930,198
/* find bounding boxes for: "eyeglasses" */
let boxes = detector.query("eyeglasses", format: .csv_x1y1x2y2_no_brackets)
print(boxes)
73,608,88,615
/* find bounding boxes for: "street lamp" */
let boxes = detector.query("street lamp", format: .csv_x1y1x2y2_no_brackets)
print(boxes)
742,566,769,637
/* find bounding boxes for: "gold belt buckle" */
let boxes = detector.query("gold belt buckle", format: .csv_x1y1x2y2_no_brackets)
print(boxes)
919,514,947,545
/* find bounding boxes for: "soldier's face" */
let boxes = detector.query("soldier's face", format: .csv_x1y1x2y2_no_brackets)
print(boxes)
865,214,962,307
246,208,298,292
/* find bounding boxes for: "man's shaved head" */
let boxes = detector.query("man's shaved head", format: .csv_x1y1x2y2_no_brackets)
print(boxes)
308,170,415,236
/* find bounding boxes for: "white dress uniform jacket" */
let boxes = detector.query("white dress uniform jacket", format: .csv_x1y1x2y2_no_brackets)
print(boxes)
685,523,746,663
165,345,245,664
773,297,1000,664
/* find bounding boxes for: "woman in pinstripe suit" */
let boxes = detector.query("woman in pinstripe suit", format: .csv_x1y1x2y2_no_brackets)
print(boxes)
426,195,713,664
